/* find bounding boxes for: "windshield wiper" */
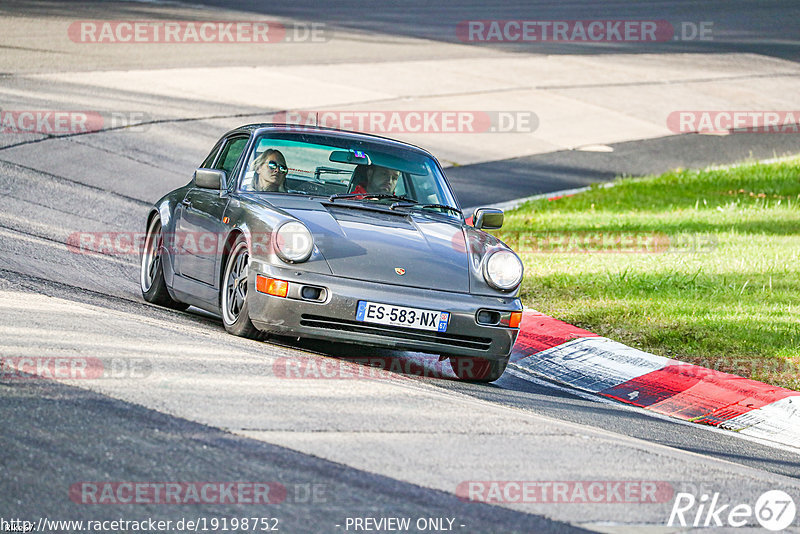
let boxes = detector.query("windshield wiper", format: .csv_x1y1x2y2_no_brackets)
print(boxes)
328,193,418,203
391,202,462,215
420,204,462,215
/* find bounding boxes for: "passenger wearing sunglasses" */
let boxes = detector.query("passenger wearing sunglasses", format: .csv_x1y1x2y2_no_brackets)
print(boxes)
253,148,288,192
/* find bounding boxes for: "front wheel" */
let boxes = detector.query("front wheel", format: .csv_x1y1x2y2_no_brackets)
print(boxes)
449,355,509,383
221,236,262,339
140,216,188,311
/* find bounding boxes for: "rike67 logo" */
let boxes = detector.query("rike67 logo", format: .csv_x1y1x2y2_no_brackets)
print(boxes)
668,489,796,531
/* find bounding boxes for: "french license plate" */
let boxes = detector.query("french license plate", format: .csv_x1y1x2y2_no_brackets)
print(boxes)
356,301,450,332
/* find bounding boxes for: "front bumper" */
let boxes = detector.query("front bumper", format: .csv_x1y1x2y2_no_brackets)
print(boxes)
247,263,522,360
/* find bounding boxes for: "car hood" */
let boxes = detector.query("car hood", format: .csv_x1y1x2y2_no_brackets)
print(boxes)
282,201,470,292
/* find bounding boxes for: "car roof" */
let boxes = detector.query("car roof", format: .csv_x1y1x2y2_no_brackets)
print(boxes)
222,123,436,158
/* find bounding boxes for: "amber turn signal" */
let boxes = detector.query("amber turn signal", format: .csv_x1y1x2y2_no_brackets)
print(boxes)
256,275,288,298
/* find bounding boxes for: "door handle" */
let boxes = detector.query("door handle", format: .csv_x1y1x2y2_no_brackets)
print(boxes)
180,199,192,208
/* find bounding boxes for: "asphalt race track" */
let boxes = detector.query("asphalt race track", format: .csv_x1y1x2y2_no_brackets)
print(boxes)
1,1,799,533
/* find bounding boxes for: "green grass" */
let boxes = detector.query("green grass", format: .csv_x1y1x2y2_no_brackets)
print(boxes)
497,157,800,390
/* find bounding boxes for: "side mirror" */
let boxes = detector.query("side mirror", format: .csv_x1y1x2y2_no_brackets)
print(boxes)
472,208,504,230
194,168,226,190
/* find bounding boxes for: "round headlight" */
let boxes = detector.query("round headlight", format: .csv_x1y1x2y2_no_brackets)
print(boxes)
483,250,523,290
274,221,314,263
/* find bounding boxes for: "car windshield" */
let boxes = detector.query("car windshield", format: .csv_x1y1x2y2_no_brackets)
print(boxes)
240,132,460,217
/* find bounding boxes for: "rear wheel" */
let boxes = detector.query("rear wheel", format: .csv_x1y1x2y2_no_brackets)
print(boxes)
221,236,262,339
140,216,188,311
449,355,509,383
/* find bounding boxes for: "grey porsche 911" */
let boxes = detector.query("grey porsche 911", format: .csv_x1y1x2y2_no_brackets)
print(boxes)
140,124,523,382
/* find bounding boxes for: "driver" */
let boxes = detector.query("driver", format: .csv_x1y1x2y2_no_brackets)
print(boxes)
352,165,400,195
253,149,288,192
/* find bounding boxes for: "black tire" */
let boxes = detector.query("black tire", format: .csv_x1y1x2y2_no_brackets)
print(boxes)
140,216,189,311
220,235,262,339
449,355,509,383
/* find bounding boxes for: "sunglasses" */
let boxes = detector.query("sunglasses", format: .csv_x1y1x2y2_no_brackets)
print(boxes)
267,161,288,173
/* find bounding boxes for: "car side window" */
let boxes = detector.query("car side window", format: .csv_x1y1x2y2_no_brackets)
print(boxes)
201,142,222,169
215,137,249,177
